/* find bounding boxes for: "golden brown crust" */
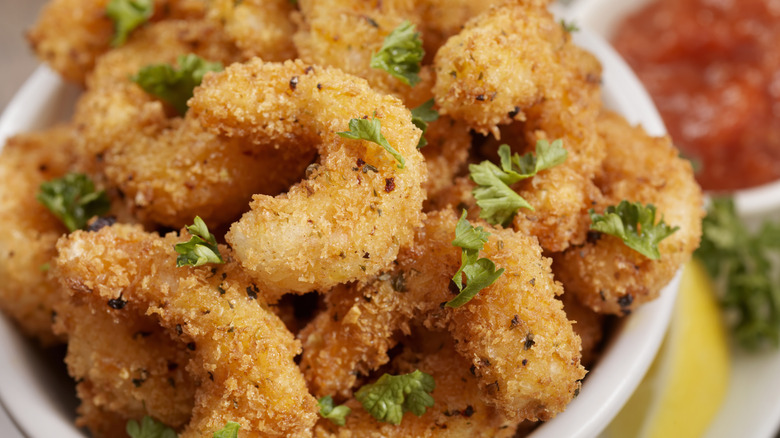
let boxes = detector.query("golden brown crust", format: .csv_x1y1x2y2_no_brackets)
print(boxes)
552,111,704,315
54,224,319,437
191,59,427,296
0,126,75,344
299,211,585,422
27,0,206,85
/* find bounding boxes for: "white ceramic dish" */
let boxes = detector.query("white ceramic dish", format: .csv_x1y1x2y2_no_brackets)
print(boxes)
0,29,678,438
565,1,780,437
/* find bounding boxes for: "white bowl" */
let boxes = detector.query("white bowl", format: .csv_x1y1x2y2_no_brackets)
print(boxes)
0,29,678,437
566,2,780,438
565,0,780,220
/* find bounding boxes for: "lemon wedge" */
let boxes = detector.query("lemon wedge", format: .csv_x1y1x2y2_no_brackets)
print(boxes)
605,260,730,438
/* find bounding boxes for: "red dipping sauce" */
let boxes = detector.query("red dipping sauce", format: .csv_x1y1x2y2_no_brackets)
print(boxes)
613,0,780,191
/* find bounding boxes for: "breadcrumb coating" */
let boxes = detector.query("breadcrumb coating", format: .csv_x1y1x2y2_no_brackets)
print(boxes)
299,211,585,422
54,224,319,437
190,59,427,297
552,111,704,315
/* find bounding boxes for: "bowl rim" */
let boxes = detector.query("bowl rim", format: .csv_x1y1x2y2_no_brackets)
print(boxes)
0,29,678,438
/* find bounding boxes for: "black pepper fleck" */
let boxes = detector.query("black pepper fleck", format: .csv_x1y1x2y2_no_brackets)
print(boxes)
289,76,299,91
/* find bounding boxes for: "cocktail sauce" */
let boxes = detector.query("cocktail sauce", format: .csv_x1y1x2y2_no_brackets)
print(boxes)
613,0,780,191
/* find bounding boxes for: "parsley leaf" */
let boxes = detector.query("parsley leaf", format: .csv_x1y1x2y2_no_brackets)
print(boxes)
447,210,505,308
318,396,351,426
106,0,153,47
370,20,424,86
355,370,435,425
126,416,177,438
410,99,439,148
695,197,780,350
337,117,405,168
174,216,224,267
212,422,240,438
37,173,111,232
132,54,223,115
590,200,679,260
560,19,580,33
470,140,567,226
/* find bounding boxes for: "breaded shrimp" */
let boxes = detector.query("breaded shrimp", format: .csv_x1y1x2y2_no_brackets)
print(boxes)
313,331,520,437
299,210,584,422
432,0,607,251
54,224,319,437
207,0,297,61
558,292,605,368
73,20,313,229
0,126,75,344
433,0,567,139
27,0,206,85
293,0,435,107
552,111,704,315
189,59,427,297
53,298,196,437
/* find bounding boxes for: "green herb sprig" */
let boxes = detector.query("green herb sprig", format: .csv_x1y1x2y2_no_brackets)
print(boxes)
337,117,405,168
174,216,224,267
132,54,223,115
355,370,435,425
106,0,153,47
37,172,111,232
590,200,678,260
370,20,424,86
470,139,567,226
695,197,780,350
126,416,177,438
318,395,351,426
447,211,505,308
410,99,439,148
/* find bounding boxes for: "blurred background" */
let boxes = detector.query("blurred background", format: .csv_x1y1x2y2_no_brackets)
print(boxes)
1,0,48,110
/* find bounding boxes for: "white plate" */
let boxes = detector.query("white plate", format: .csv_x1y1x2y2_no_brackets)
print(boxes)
565,1,780,437
0,30,679,437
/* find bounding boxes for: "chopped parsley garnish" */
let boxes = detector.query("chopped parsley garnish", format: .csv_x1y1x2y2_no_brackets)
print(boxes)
410,99,439,148
355,370,435,425
590,200,678,260
37,172,111,232
174,216,224,267
560,19,580,33
470,140,567,226
695,197,780,350
106,0,153,47
337,117,405,168
318,395,351,426
447,210,505,308
370,20,424,86
212,422,240,438
126,416,177,438
132,54,223,115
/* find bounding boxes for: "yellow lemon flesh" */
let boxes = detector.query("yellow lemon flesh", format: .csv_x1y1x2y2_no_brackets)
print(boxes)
605,260,730,437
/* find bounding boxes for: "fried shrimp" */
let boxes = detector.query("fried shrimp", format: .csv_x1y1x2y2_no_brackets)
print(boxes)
54,224,319,437
189,59,427,297
432,0,606,251
207,0,297,61
432,0,565,139
73,20,313,229
293,0,435,107
553,111,704,315
313,331,520,437
27,0,206,85
53,299,196,438
0,126,76,344
299,210,584,422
